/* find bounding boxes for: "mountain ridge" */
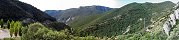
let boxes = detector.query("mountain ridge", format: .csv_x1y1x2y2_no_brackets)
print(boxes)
75,1,176,37
0,0,56,22
45,5,113,24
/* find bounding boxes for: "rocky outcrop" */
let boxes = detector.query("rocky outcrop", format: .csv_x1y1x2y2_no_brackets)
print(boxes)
163,2,179,36
163,21,172,36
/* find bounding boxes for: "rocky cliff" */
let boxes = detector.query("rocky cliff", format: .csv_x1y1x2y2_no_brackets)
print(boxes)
163,2,179,36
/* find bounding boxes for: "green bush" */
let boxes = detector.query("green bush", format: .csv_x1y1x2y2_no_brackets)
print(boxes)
21,23,45,40
167,25,179,40
21,23,72,40
21,22,105,40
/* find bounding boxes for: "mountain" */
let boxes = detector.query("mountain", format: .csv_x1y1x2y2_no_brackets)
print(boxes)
0,0,56,22
45,5,112,24
0,0,71,31
71,1,175,37
44,10,62,17
1,0,179,40
44,1,176,37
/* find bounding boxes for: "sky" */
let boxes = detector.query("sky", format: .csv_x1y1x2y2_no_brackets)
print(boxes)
19,0,179,11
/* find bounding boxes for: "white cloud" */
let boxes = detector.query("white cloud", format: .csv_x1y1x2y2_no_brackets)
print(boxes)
19,0,120,11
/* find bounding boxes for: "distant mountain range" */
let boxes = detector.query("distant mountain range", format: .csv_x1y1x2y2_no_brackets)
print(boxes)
45,1,175,37
44,10,62,17
45,1,177,38
1,0,179,39
45,5,113,24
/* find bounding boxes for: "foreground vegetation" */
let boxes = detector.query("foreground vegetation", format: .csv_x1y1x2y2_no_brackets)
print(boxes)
0,19,118,40
1,19,179,40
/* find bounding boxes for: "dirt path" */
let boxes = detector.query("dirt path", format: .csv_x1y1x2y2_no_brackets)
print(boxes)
0,29,10,39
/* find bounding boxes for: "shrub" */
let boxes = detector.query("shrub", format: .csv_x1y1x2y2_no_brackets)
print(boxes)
21,23,72,40
21,23,45,40
167,27,179,40
21,22,105,40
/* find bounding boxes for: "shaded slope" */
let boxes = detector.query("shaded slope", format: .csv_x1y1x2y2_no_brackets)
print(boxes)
45,10,62,17
0,0,56,22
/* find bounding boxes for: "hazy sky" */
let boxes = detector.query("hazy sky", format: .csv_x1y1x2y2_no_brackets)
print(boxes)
19,0,179,11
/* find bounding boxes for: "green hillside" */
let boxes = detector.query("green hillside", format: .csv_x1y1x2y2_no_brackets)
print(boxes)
69,13,103,29
70,1,175,37
1,0,179,40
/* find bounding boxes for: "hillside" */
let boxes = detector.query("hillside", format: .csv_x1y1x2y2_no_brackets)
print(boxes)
0,0,56,22
0,0,71,33
45,5,113,24
73,1,176,37
44,10,62,17
0,0,179,40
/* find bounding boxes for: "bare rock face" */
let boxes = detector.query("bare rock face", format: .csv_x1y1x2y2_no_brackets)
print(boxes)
163,2,179,36
174,9,179,19
163,21,172,36
169,14,176,26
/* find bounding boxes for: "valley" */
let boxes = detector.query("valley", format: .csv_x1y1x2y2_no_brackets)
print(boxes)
0,0,179,40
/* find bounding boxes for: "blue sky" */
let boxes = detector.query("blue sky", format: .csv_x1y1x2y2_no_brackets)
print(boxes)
19,0,179,11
